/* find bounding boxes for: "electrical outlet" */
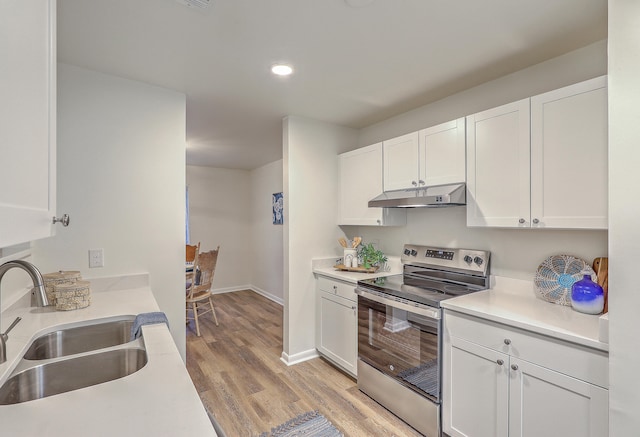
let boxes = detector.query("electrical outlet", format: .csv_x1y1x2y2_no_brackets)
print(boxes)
89,248,104,268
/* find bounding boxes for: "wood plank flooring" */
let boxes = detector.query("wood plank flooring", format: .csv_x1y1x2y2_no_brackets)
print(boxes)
186,289,423,437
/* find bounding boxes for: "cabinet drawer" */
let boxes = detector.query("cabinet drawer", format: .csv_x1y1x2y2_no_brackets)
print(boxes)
317,276,356,302
445,311,608,388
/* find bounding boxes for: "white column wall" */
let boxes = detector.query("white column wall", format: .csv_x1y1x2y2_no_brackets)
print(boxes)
282,116,358,363
608,1,640,434
32,64,187,358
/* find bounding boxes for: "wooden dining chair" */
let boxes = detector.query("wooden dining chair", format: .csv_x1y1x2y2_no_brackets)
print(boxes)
185,242,200,285
186,246,220,336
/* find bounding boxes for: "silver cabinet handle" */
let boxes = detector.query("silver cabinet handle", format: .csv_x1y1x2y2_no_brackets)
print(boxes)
412,181,418,186
518,218,525,224
504,339,511,345
496,359,504,366
418,180,425,186
52,214,70,227
333,286,337,293
511,364,518,371
533,218,539,224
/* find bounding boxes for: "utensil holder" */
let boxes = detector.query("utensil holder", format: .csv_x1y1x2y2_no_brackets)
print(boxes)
343,248,357,268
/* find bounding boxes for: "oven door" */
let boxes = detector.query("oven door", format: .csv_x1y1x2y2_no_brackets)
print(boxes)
356,287,441,403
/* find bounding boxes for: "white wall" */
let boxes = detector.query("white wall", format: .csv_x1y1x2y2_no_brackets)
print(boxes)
347,209,608,281
32,64,187,358
608,1,640,434
283,116,358,363
359,40,607,148
344,40,608,280
186,165,252,292
250,160,284,303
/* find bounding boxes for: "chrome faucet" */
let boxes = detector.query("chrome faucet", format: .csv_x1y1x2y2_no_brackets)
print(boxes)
0,260,49,307
0,317,21,364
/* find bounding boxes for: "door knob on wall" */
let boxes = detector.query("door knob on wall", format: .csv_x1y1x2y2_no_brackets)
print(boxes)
52,214,70,227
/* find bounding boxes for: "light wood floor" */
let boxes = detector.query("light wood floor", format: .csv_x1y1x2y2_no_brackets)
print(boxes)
186,289,423,437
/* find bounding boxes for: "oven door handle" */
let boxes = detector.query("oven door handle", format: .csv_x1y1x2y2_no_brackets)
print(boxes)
355,287,441,320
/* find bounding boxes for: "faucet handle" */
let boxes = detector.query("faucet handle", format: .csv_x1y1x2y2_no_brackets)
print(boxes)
2,317,22,340
0,317,21,364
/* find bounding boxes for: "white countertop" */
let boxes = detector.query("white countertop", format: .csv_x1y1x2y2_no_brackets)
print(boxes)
0,275,216,436
312,256,402,283
441,276,609,352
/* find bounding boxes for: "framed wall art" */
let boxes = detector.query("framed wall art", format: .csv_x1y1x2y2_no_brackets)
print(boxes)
272,192,283,225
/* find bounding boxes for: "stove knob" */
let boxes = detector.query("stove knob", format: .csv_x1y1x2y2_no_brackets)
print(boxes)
403,248,411,256
463,255,473,264
410,249,418,256
474,256,484,266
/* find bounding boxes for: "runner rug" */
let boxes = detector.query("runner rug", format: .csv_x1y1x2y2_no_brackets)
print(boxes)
259,410,343,437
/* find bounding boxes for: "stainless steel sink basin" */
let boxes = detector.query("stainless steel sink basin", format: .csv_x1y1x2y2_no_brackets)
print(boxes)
23,318,135,360
0,348,147,405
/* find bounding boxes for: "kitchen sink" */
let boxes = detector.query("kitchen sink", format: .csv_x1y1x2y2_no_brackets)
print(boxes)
23,317,135,360
0,347,147,405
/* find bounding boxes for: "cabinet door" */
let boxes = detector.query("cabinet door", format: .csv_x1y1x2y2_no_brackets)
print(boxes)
444,336,509,437
383,132,420,191
420,118,466,186
509,357,608,437
530,76,608,229
316,291,357,377
466,99,530,227
0,0,56,248
338,143,405,226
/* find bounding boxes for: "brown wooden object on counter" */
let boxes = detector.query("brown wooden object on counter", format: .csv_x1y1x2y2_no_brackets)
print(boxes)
592,257,609,313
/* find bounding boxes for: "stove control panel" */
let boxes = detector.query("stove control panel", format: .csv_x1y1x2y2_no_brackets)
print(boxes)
425,249,454,260
401,244,490,276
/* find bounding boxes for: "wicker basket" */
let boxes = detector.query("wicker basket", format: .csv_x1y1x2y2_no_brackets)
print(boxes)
534,255,595,306
54,280,91,311
42,271,81,305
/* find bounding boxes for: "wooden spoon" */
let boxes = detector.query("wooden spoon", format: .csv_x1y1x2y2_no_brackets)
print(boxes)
338,237,348,248
592,257,609,313
352,237,362,248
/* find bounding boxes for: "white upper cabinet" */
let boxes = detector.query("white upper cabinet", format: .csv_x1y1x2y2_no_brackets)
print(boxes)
467,76,608,229
0,0,57,248
382,132,420,191
420,117,466,186
338,143,406,226
383,119,466,192
466,99,531,227
530,76,608,229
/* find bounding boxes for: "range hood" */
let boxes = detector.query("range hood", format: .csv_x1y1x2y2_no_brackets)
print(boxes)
368,183,466,208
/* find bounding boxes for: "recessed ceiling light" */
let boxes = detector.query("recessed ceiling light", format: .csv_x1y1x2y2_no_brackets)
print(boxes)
271,64,293,76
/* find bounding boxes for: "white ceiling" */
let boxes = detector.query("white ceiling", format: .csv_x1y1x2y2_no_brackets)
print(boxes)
57,0,607,170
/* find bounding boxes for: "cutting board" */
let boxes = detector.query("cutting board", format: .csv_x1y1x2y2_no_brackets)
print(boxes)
592,257,609,313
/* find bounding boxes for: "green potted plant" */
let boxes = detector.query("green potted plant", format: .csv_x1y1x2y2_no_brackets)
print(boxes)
357,243,388,270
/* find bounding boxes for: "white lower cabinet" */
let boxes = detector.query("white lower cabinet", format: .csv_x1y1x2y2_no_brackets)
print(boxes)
443,311,608,437
315,276,357,377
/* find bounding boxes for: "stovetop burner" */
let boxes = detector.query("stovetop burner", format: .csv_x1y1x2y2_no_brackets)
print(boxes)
356,244,491,308
358,274,478,308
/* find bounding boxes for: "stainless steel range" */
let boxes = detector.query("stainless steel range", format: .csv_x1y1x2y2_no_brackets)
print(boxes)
355,244,490,437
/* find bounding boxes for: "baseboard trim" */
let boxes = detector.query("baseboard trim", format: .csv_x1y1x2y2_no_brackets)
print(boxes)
250,286,284,306
211,285,283,306
280,348,319,366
